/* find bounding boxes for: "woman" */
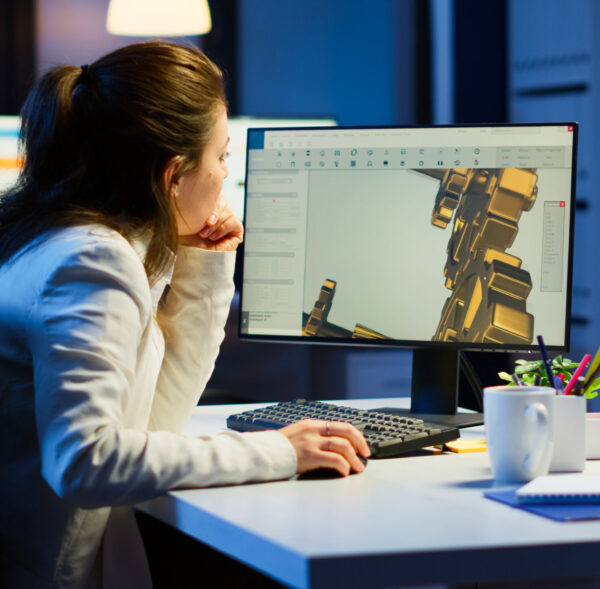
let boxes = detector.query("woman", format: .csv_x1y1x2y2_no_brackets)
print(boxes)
0,41,369,588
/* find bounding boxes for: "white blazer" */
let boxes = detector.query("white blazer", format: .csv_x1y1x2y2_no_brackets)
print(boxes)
0,225,297,588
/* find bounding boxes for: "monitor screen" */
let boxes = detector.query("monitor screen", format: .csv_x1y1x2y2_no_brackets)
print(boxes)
224,117,336,221
239,123,577,425
0,116,21,194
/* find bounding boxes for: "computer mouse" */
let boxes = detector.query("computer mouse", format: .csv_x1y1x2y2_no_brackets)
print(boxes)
297,456,368,480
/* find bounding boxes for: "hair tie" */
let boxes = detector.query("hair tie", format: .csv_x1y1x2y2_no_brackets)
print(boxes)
78,64,93,85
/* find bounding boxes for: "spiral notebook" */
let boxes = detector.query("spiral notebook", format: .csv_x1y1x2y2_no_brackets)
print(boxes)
516,475,600,504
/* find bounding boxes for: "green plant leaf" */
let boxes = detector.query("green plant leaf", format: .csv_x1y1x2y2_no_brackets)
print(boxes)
584,376,600,400
561,361,579,370
514,360,543,375
522,373,536,386
498,371,514,383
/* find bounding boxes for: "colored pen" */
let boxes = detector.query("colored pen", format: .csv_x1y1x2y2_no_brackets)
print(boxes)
536,335,555,389
553,375,564,394
563,353,591,396
533,374,541,386
583,346,600,388
511,373,523,386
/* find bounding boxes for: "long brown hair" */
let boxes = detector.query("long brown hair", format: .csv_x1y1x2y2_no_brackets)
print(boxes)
0,40,226,283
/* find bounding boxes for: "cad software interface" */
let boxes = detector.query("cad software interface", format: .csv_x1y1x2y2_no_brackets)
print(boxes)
240,124,576,349
224,117,336,221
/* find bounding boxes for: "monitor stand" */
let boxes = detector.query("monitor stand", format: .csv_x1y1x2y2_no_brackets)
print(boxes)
376,348,484,428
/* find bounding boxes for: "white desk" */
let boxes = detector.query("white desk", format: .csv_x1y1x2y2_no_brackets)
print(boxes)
137,399,600,588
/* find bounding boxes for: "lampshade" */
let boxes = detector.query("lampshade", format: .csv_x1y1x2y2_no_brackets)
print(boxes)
106,0,212,36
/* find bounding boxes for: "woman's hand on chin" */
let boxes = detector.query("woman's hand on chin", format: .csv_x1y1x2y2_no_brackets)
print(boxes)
179,196,243,251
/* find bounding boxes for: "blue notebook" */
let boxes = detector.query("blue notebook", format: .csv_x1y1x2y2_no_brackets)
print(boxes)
485,489,600,522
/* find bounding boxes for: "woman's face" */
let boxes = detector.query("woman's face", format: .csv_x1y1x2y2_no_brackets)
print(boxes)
172,107,229,236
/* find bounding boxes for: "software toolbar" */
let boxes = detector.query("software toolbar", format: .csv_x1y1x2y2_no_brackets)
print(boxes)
248,145,569,171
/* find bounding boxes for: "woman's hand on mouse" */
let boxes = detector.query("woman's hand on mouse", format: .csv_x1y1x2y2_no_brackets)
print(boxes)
280,419,370,477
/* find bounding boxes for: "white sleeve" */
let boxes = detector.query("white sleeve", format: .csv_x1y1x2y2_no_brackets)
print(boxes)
148,246,297,489
28,238,296,509
149,246,235,433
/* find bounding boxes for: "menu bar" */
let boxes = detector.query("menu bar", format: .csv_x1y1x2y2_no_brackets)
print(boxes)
248,145,571,171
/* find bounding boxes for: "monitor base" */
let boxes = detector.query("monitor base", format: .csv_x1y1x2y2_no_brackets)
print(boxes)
375,407,484,429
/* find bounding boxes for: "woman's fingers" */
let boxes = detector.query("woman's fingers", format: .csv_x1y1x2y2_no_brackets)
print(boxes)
322,420,370,459
180,196,244,251
318,434,367,475
280,419,370,476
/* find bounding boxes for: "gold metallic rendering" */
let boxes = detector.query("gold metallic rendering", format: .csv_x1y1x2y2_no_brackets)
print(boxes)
302,279,337,336
423,167,538,344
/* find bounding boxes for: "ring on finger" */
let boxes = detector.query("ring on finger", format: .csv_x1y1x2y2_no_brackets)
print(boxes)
325,421,331,437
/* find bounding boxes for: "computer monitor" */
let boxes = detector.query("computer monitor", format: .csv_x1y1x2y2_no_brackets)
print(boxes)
0,116,21,193
239,123,577,427
224,116,336,221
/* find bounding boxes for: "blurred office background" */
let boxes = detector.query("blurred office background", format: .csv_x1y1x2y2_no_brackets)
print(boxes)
2,0,599,408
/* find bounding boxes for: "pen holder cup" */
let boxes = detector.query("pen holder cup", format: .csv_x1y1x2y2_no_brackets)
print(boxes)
550,395,586,472
585,413,600,459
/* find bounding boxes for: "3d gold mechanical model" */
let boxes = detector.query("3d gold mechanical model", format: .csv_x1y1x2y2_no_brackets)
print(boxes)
302,167,539,345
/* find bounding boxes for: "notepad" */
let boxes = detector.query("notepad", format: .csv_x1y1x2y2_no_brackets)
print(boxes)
516,474,600,504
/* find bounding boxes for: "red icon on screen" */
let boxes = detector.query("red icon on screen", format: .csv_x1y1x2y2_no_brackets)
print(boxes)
560,201,565,207
568,126,573,132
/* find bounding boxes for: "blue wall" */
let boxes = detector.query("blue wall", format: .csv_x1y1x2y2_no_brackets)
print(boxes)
237,0,416,125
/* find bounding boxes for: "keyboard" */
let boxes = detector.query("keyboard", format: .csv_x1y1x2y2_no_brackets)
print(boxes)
226,399,460,458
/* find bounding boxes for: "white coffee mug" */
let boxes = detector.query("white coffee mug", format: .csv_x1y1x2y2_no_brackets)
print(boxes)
484,386,555,483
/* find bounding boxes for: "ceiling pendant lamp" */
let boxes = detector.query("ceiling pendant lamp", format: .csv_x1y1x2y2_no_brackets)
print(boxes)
106,0,212,36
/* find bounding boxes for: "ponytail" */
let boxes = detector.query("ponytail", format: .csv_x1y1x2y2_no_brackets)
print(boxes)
19,65,90,203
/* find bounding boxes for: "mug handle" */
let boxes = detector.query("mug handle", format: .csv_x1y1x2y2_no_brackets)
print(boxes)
522,402,550,479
